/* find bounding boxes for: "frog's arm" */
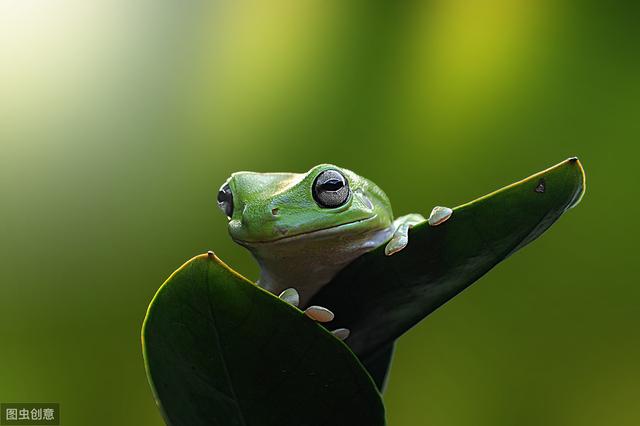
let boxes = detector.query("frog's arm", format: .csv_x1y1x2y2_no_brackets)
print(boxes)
384,206,453,256
384,213,425,256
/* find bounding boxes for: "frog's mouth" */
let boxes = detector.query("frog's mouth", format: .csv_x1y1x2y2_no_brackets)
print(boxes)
234,215,382,246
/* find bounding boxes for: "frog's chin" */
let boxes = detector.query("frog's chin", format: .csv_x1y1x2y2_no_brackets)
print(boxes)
233,215,382,246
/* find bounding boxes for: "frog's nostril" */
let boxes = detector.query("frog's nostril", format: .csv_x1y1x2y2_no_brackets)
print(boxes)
271,207,280,216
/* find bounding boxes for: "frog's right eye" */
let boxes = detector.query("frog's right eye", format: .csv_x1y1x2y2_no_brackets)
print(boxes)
217,183,234,218
313,169,350,208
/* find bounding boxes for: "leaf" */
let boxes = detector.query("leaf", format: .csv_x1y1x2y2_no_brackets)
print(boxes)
309,158,586,383
142,253,386,426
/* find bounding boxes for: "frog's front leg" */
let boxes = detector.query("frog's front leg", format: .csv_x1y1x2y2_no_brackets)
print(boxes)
385,207,453,256
384,213,426,256
278,288,350,340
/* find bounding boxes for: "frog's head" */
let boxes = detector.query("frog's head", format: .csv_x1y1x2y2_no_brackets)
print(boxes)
216,164,394,246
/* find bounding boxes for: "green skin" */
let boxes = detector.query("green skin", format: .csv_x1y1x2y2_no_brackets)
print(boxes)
218,164,424,307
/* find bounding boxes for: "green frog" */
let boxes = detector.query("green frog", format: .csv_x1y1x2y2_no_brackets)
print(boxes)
217,164,451,340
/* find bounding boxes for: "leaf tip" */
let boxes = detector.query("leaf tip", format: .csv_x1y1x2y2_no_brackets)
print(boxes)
566,156,586,209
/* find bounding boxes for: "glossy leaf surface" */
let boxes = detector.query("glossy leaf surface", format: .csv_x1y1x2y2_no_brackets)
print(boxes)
142,253,385,426
310,158,586,378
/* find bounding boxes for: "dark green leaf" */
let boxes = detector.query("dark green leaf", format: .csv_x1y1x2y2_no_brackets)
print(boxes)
142,253,385,426
310,158,586,381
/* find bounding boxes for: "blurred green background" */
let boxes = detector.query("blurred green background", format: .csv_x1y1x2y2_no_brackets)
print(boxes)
1,1,638,425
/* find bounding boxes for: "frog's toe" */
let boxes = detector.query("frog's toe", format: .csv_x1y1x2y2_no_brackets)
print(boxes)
278,288,300,307
428,206,453,226
331,328,350,341
384,231,409,256
305,306,335,322
385,213,426,256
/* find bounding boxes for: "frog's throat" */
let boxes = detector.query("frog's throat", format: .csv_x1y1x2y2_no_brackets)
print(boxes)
250,225,394,308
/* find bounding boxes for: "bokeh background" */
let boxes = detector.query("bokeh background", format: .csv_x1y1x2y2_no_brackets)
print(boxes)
1,1,638,425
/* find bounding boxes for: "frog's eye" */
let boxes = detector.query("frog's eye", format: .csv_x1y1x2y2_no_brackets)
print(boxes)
217,183,234,218
313,169,350,208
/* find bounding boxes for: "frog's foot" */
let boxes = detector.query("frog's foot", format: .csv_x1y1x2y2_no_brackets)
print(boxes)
278,288,349,340
278,288,335,322
385,213,426,256
428,206,453,226
279,288,334,321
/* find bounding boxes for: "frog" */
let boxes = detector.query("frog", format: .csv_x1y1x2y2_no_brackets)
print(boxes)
216,164,452,340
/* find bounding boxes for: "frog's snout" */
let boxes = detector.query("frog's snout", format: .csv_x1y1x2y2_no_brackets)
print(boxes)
235,201,288,238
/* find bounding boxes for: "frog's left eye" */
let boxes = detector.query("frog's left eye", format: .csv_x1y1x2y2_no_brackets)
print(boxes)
313,169,350,208
217,183,234,218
